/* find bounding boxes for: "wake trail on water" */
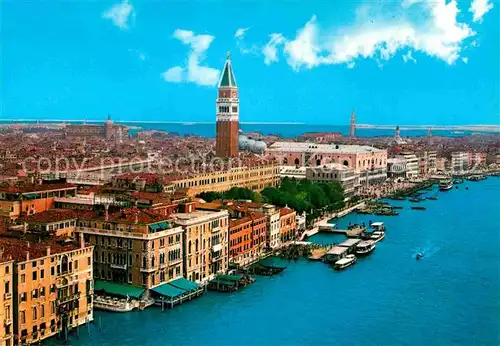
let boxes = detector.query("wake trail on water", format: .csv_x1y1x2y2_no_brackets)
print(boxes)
413,242,441,259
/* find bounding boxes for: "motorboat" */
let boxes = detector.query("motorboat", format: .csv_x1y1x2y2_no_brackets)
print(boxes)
370,222,386,232
416,253,424,260
370,231,385,243
94,295,137,312
356,240,376,256
411,206,426,210
438,178,453,191
334,254,357,270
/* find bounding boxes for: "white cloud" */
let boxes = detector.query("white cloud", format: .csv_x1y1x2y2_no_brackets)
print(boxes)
469,0,494,22
262,33,285,65
162,29,220,87
235,27,259,55
128,49,147,61
235,28,249,39
402,51,416,63
162,66,184,82
262,0,479,70
102,0,135,29
461,57,469,64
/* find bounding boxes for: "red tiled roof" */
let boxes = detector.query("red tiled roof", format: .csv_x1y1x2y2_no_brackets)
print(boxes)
17,209,79,224
0,183,76,194
0,236,83,262
78,208,171,225
280,207,296,217
230,216,252,228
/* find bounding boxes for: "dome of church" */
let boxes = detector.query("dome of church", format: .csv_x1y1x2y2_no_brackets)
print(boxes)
251,141,267,154
238,135,249,150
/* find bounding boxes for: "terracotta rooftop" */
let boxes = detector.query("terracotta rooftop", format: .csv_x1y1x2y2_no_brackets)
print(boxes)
17,209,80,224
0,236,83,262
0,183,76,194
78,208,171,225
280,207,296,217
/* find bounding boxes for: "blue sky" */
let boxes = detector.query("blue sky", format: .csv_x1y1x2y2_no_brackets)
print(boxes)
1,0,498,125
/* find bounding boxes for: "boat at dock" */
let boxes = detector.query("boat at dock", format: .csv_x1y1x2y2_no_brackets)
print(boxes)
94,296,137,312
467,174,486,181
334,254,357,271
439,178,453,191
370,222,386,232
427,196,438,200
409,198,422,202
453,178,464,184
356,241,376,256
369,231,385,243
411,206,426,210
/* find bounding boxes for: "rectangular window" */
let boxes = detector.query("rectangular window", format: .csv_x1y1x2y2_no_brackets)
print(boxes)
40,269,44,279
32,271,37,281
4,281,9,294
20,311,26,324
20,274,25,284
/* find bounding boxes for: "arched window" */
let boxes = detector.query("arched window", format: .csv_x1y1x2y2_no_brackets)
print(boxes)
283,158,288,165
61,255,68,273
316,159,321,166
188,241,192,254
343,160,349,167
294,158,299,166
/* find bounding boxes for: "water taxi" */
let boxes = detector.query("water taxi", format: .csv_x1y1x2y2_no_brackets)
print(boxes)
94,296,137,312
356,240,376,256
438,178,453,191
334,254,357,271
370,222,386,232
370,231,385,243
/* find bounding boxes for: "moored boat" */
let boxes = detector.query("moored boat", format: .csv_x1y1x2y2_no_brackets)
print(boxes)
94,296,137,312
334,254,357,271
439,178,453,191
356,240,376,256
370,231,385,243
411,206,426,210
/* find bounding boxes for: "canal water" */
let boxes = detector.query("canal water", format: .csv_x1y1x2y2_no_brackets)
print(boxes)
49,178,500,345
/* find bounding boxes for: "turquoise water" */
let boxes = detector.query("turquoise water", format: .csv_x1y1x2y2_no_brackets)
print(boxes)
50,179,500,345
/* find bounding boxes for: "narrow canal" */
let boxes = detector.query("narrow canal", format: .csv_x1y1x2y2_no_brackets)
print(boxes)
49,178,500,345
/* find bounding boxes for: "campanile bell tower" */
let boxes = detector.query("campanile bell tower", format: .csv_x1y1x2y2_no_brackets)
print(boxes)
216,52,239,158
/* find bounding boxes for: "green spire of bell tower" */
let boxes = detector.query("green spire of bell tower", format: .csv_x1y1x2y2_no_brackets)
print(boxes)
218,51,237,88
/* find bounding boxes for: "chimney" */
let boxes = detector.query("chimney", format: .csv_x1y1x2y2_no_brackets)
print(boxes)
134,211,139,224
46,246,51,256
26,251,30,261
104,204,109,221
79,232,85,248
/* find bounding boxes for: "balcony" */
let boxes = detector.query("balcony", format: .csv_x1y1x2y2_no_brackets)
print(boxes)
110,263,127,270
4,293,12,300
56,292,80,306
140,266,156,273
4,318,12,326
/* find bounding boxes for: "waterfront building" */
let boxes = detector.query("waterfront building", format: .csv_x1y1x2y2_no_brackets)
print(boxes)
267,142,387,184
305,164,360,198
65,115,129,141
0,257,14,346
171,161,280,197
395,152,419,178
0,235,93,345
468,152,487,168
387,158,407,179
296,212,306,232
298,132,341,144
451,152,469,173
228,212,267,266
417,151,437,175
112,173,166,193
279,207,297,242
215,52,239,158
171,208,229,284
240,203,281,250
0,183,77,219
76,208,184,289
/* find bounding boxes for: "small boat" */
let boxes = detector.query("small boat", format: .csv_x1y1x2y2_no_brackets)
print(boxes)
370,222,386,232
439,178,453,191
411,206,426,210
467,175,486,181
356,240,376,256
416,253,424,260
427,196,438,200
370,231,385,243
466,187,469,190
409,198,422,202
392,206,403,210
94,296,137,312
334,254,357,270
